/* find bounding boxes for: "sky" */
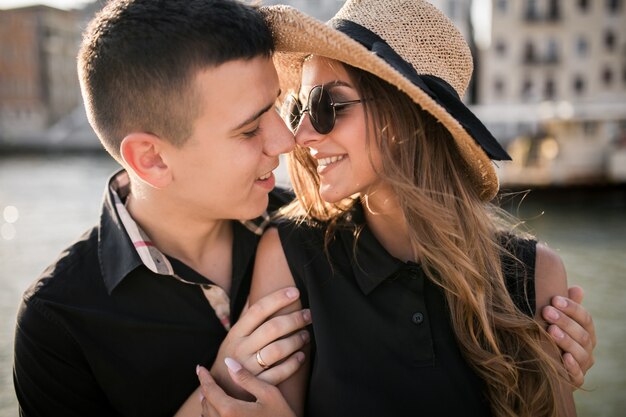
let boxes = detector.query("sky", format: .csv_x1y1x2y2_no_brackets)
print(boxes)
0,0,93,9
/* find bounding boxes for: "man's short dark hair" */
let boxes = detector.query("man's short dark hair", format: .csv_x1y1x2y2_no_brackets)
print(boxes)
78,0,274,159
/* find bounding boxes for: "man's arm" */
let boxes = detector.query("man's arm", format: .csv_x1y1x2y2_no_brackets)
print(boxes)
14,298,113,417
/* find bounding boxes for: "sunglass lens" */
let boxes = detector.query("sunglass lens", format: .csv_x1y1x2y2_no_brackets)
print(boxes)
309,86,334,134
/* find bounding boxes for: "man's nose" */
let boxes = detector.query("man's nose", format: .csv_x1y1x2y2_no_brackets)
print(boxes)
264,110,296,156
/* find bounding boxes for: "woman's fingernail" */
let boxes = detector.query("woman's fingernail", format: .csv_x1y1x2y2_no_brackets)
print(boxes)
546,307,559,321
301,330,310,342
196,364,200,375
286,287,299,299
551,325,565,339
224,357,242,373
295,351,305,363
554,296,567,309
303,309,312,322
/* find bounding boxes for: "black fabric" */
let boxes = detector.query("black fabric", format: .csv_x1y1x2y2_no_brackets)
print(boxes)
331,18,511,161
13,173,292,417
275,203,536,417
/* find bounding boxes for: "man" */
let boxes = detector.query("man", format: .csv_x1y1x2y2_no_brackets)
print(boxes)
13,1,595,416
14,1,307,416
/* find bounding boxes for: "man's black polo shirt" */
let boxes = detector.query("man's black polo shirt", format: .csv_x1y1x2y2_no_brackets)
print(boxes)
13,170,292,417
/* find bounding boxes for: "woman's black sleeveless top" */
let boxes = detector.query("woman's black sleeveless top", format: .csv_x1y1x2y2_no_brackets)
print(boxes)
275,205,536,417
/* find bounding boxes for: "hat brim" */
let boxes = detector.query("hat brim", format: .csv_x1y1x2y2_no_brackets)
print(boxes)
263,5,500,202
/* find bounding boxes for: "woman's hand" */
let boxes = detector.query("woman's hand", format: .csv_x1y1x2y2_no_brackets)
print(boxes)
210,287,311,399
198,360,297,417
541,285,596,388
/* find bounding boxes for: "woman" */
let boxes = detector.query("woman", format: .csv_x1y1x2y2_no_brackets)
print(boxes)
198,1,587,416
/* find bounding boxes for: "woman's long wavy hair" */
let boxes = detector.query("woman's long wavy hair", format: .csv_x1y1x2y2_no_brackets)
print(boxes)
280,61,570,417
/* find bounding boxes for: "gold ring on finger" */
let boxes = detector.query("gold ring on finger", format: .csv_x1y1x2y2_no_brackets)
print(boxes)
256,349,270,370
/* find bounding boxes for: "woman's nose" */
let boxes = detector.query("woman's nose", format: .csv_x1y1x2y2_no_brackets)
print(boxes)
295,112,325,148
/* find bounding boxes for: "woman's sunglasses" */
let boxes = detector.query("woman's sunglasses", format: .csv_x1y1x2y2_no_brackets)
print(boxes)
282,85,364,134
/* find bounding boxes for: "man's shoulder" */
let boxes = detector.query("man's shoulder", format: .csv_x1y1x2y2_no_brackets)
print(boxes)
23,225,101,304
267,186,295,213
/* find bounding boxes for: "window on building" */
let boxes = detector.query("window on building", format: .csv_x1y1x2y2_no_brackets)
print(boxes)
608,0,622,12
548,0,561,20
494,78,505,96
495,39,507,56
576,36,589,56
583,121,597,135
524,41,536,63
525,0,540,20
522,78,533,99
547,39,560,63
602,67,614,85
448,0,458,19
497,0,508,13
573,75,585,94
579,0,590,11
545,78,556,99
604,30,616,52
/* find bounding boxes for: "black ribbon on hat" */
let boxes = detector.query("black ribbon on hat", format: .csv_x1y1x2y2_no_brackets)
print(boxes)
331,19,511,161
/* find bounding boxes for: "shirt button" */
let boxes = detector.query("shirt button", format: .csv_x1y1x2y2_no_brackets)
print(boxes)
411,311,424,325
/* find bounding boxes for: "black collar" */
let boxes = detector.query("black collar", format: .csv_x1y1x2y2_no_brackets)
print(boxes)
98,171,142,293
337,202,405,294
97,170,260,294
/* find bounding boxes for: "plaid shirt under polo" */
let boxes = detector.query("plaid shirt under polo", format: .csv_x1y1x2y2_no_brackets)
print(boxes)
14,169,293,417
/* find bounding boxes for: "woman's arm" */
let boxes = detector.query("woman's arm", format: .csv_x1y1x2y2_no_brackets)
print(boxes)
179,227,310,417
247,227,310,417
174,283,310,416
534,243,577,416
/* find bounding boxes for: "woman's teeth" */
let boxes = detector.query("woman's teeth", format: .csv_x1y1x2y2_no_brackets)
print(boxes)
317,155,346,167
257,172,272,181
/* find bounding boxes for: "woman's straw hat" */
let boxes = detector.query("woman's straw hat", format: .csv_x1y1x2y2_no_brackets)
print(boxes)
262,0,511,201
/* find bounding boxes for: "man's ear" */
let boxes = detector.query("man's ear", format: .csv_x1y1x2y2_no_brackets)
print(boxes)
120,133,172,188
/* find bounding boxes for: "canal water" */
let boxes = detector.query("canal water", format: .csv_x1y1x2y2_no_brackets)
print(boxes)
0,153,624,416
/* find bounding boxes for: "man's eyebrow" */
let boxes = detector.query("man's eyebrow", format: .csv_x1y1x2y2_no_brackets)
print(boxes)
232,89,282,131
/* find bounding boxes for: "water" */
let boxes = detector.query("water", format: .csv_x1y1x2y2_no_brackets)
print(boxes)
501,188,626,417
0,154,624,416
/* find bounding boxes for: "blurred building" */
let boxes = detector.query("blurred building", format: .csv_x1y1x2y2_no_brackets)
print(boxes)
262,0,345,20
0,5,82,141
428,0,472,41
0,0,344,150
473,0,626,185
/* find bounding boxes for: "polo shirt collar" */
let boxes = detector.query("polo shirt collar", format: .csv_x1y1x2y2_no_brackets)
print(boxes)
98,169,265,295
98,171,143,294
337,201,405,295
